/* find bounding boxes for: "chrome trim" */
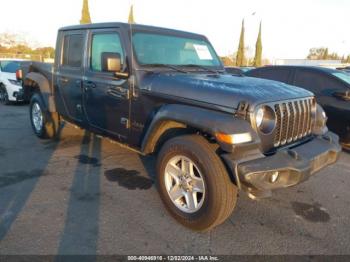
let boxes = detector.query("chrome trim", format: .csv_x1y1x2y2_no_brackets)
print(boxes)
251,97,316,150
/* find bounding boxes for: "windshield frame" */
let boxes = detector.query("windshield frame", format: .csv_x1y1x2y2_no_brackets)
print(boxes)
131,30,224,71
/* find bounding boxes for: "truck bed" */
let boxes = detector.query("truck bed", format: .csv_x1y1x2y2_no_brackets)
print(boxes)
21,61,53,82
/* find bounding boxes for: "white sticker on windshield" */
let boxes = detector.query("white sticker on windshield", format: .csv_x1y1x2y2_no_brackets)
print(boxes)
193,44,213,60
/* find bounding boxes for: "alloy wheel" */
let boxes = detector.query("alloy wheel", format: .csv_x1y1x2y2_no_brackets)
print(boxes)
32,102,44,132
0,86,8,104
164,155,206,213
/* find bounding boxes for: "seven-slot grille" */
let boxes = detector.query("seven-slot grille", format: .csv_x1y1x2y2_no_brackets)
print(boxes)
274,98,315,147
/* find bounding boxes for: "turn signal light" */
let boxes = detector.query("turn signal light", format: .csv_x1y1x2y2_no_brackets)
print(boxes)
216,132,252,145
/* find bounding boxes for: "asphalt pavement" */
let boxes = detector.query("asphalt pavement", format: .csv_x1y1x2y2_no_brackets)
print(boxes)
0,103,350,255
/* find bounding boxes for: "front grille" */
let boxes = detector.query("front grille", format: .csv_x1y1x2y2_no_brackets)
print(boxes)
274,98,315,147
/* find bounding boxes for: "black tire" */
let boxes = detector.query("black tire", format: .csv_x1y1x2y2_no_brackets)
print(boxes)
29,93,60,139
156,135,238,231
0,84,10,105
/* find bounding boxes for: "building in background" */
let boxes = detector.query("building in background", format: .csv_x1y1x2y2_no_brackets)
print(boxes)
273,59,347,69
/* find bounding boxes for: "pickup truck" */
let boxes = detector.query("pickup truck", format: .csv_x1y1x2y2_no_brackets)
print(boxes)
19,22,341,231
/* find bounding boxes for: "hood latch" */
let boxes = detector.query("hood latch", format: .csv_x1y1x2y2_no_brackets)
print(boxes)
235,101,250,120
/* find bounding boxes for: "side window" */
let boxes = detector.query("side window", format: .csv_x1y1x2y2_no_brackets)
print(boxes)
91,33,124,72
294,70,324,93
295,70,347,95
62,34,84,68
247,69,263,78
258,68,291,84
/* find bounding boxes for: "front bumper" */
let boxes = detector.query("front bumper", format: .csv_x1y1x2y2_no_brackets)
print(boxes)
13,88,25,101
223,132,341,199
5,83,24,102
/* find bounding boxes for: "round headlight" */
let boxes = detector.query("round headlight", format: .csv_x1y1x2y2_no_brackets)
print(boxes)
255,106,276,134
256,108,264,127
312,104,328,135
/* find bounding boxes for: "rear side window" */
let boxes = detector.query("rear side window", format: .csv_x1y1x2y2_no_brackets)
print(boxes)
62,34,84,68
294,70,346,93
91,33,124,72
249,68,291,84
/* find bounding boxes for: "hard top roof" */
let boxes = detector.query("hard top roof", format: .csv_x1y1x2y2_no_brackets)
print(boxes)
260,65,339,74
59,22,205,38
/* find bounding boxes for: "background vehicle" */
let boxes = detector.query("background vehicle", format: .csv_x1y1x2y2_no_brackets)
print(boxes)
240,66,255,73
224,66,255,75
20,23,340,231
0,59,25,104
337,66,350,74
224,66,244,75
246,66,350,148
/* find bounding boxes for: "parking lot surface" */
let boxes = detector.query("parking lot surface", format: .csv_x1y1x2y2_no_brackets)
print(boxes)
0,103,350,255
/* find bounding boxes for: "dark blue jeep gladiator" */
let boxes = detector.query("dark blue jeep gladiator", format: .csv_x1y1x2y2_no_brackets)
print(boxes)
19,22,341,231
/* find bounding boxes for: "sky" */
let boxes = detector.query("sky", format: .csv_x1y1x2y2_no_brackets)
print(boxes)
0,0,349,60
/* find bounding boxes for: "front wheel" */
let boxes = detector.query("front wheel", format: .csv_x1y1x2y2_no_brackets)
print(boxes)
0,84,10,105
30,93,60,139
156,135,238,231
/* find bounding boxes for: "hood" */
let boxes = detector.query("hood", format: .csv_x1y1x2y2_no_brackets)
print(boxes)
142,73,313,110
0,72,16,81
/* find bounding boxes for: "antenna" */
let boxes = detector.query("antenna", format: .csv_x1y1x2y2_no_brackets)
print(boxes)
128,1,135,96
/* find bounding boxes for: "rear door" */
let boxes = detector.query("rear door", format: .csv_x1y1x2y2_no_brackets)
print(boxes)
248,67,294,85
82,29,130,141
293,69,350,139
293,69,329,103
56,31,86,123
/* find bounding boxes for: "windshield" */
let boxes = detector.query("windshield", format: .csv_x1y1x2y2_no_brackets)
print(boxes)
132,33,222,68
0,61,20,73
332,72,350,85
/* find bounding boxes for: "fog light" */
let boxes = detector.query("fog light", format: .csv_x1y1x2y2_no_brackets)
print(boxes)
269,171,279,183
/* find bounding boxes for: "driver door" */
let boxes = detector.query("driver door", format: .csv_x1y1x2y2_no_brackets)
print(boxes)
83,29,130,142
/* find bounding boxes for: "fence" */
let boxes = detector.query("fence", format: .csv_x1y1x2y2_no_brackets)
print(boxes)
0,53,43,62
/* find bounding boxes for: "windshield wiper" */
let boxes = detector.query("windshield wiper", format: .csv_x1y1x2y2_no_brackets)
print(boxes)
182,64,223,74
144,64,188,74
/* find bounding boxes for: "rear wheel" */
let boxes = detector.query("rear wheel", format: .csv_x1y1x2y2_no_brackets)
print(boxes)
0,84,10,105
156,135,238,231
30,93,60,139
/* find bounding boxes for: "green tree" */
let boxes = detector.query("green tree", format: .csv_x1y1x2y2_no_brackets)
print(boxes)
346,55,350,63
80,0,92,24
34,47,55,59
236,20,245,67
253,22,262,67
307,47,326,59
322,48,329,60
341,55,345,63
128,5,135,24
307,47,342,60
220,56,235,66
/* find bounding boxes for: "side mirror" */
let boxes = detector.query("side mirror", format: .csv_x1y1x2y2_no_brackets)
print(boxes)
333,91,350,101
101,52,122,73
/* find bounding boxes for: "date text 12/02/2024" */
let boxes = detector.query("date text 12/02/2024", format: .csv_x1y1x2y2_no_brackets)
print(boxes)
127,256,219,261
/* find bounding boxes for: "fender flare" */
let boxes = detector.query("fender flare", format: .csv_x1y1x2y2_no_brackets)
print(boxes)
141,104,260,154
24,72,56,112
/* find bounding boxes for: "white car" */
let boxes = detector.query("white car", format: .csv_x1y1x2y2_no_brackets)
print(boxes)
0,59,25,104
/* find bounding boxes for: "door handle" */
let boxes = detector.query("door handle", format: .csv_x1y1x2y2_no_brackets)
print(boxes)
84,81,97,91
107,86,129,99
58,77,69,84
107,88,123,99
